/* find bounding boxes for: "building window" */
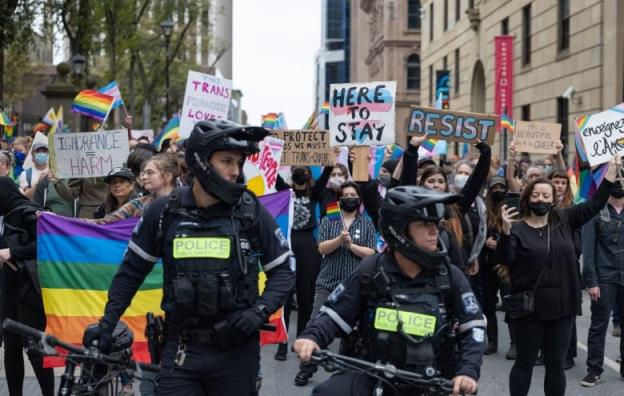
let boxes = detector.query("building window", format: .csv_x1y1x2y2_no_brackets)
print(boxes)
468,0,474,8
325,62,347,102
456,0,461,21
522,4,531,65
407,54,421,90
521,104,531,121
557,97,570,159
429,2,434,41
558,0,570,52
454,48,460,94
326,0,344,40
444,0,448,31
501,17,509,35
429,64,434,103
443,55,448,71
408,0,421,29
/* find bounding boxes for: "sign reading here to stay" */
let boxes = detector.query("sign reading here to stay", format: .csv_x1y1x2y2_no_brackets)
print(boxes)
54,129,129,178
407,106,498,145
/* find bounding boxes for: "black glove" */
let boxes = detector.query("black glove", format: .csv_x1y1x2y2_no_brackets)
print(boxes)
82,321,113,352
229,305,269,338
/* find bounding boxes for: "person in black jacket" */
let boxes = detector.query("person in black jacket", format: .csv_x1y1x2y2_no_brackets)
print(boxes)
497,158,618,396
0,177,55,396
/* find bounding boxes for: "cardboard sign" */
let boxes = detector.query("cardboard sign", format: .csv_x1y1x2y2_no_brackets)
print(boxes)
130,129,154,141
329,81,396,147
54,130,129,178
577,103,624,166
513,121,561,154
244,137,284,196
180,71,232,138
407,106,498,145
272,130,331,166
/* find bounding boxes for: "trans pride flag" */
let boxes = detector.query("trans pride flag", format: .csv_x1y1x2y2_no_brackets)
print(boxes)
37,190,293,366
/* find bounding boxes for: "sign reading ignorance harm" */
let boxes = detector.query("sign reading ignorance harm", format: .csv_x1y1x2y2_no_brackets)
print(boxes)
54,130,129,178
272,130,331,166
180,71,232,138
329,81,396,147
513,121,561,154
577,103,624,166
407,106,498,145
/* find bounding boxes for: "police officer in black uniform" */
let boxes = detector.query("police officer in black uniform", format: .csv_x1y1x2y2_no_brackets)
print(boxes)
83,120,295,395
294,186,485,396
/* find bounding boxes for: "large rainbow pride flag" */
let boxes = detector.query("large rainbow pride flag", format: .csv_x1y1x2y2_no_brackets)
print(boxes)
38,189,293,366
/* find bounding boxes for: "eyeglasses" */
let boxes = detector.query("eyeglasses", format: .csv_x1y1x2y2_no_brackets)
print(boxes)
140,170,159,178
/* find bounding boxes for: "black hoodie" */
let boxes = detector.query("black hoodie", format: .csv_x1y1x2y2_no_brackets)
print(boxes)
0,177,41,261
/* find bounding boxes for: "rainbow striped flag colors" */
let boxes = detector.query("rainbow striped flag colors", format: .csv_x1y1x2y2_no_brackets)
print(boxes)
37,190,293,366
71,90,115,121
0,111,13,126
261,112,287,130
319,101,330,115
153,115,180,150
326,201,342,222
98,81,125,110
302,111,318,129
500,113,514,132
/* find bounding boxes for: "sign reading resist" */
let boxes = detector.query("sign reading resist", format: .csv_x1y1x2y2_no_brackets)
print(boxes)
407,106,498,145
329,81,396,147
54,130,129,178
180,71,232,138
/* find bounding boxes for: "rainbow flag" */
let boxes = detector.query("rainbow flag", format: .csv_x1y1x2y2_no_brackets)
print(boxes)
319,101,330,115
42,107,57,125
261,112,287,130
326,201,341,222
421,139,437,152
302,111,318,129
500,113,514,132
71,90,115,122
98,80,124,110
153,115,180,150
574,118,589,163
0,111,13,126
37,190,293,367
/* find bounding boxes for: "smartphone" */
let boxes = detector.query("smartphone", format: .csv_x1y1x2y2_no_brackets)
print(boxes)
505,192,521,211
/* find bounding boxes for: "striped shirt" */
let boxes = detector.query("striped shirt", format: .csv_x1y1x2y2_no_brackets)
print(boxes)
316,214,376,291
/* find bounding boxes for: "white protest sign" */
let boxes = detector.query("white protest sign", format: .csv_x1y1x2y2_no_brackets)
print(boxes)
54,130,129,178
130,129,154,141
577,103,624,166
244,137,283,196
180,71,232,138
329,81,396,147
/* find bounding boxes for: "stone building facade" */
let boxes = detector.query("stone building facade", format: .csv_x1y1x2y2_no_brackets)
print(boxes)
420,0,624,162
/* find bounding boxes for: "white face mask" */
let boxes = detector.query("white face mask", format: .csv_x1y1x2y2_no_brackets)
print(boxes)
329,176,345,188
454,174,469,189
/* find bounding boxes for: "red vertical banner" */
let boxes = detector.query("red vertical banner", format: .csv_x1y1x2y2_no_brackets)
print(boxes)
495,35,514,130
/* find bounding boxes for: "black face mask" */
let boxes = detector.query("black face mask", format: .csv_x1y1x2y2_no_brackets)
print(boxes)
528,201,554,216
490,191,506,202
611,188,624,199
292,172,309,185
340,197,360,213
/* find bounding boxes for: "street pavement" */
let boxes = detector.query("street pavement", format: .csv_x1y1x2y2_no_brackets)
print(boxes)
1,292,622,395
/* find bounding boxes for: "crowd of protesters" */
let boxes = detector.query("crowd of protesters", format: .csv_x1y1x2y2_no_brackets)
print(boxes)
0,120,622,396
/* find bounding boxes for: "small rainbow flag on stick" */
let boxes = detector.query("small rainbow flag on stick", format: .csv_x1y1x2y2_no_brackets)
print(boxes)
153,115,180,150
0,111,13,126
500,113,514,132
326,201,342,223
71,90,115,122
319,101,330,115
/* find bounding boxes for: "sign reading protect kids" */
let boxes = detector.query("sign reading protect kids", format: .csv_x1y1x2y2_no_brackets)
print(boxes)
180,71,232,138
407,106,498,145
329,81,396,147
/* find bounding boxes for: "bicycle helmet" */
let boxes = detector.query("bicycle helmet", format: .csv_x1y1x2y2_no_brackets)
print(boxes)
185,120,269,205
379,186,460,271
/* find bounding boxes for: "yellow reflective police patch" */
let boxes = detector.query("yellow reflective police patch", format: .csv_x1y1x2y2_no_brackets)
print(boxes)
373,307,437,337
173,237,231,259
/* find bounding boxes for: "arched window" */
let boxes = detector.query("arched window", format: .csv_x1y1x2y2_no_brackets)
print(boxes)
407,54,420,90
408,0,421,29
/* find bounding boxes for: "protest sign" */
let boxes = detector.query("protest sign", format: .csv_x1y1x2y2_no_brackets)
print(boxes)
180,71,232,138
54,130,129,178
130,129,154,141
513,121,561,154
272,130,331,166
407,106,498,145
577,103,624,167
329,81,396,147
244,137,284,196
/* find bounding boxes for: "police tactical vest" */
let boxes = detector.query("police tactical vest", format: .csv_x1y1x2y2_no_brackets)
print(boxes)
158,189,261,320
358,255,454,375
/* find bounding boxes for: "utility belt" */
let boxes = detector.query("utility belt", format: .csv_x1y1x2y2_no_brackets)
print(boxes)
171,270,247,316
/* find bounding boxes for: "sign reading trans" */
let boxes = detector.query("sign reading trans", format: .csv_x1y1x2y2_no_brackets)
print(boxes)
179,71,232,138
329,81,396,147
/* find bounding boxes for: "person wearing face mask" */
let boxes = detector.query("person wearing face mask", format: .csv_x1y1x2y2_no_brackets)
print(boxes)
11,137,29,180
580,172,624,387
497,158,619,396
19,141,49,199
317,164,349,219
295,182,377,386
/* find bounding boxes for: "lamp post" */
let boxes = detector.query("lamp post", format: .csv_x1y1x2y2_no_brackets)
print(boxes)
71,54,87,131
160,20,174,118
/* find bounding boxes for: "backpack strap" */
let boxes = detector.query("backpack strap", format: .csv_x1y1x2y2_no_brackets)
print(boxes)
156,187,185,254
26,168,33,189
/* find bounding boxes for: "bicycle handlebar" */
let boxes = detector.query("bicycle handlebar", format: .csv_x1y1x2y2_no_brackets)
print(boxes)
2,318,160,373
